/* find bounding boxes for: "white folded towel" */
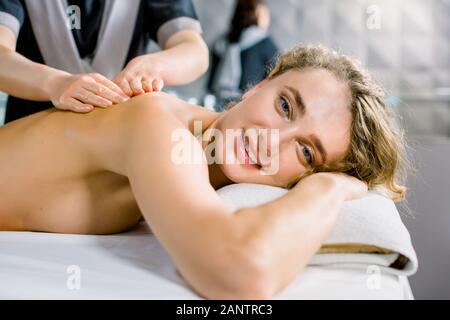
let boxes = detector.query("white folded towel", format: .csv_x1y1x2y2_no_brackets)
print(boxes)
216,183,418,276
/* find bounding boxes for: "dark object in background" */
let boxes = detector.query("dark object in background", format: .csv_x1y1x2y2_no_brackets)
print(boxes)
207,0,278,110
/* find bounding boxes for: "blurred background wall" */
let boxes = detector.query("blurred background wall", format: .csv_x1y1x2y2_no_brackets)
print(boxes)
176,0,450,115
0,0,449,299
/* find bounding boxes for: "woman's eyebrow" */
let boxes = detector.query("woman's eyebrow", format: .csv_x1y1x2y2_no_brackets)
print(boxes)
310,134,328,163
285,85,306,116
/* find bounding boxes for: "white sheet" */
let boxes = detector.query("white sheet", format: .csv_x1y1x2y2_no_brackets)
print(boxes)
0,222,413,299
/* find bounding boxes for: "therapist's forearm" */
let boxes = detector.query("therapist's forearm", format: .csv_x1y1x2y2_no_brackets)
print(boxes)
145,34,209,85
0,45,69,101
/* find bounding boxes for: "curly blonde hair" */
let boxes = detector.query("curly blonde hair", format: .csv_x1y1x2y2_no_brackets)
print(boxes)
264,44,408,201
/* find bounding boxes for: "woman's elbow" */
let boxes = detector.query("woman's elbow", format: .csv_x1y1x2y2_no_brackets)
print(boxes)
227,271,276,300
198,243,278,300
200,267,276,300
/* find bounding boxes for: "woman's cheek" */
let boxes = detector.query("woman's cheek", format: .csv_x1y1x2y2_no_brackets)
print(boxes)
282,156,305,182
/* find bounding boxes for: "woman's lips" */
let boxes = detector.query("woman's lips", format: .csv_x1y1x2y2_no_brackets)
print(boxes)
244,135,259,165
236,130,260,169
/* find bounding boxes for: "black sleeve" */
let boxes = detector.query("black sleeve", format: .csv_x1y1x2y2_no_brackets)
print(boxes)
144,0,202,47
207,50,220,93
0,0,25,36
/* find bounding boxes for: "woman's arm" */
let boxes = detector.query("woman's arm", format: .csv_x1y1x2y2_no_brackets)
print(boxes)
232,173,367,296
118,95,366,299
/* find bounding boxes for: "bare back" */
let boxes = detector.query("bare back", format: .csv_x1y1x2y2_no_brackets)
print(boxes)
0,93,219,234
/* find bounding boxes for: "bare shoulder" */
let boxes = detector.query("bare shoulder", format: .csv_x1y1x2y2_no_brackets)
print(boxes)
122,92,220,134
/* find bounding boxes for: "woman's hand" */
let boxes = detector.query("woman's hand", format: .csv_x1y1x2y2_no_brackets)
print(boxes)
44,72,129,112
294,172,368,202
113,55,165,96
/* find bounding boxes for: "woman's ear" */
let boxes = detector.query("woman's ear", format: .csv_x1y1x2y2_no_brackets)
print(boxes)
242,79,268,100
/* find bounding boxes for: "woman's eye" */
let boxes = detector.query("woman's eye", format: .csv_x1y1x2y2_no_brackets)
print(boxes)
279,96,291,119
300,144,313,165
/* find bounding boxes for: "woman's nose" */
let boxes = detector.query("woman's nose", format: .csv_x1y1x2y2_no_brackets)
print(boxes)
277,124,300,146
260,125,298,159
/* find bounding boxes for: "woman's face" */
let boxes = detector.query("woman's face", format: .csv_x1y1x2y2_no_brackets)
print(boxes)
212,68,353,188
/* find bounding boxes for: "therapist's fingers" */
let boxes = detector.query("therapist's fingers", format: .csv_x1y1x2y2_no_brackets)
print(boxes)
74,89,112,108
141,77,163,93
58,97,94,113
114,78,133,97
129,78,145,96
152,78,164,92
89,73,128,99
82,81,128,104
141,78,152,92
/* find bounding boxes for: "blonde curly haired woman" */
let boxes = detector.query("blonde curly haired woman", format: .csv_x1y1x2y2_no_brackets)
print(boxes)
0,44,407,299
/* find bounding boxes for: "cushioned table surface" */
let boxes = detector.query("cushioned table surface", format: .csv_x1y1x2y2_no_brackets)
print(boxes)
0,222,413,299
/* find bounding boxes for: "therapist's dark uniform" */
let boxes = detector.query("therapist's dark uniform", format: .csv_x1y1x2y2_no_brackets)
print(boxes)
0,0,201,123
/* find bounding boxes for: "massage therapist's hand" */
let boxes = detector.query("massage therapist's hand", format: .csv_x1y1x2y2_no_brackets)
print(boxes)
44,72,129,113
294,172,368,202
113,55,165,96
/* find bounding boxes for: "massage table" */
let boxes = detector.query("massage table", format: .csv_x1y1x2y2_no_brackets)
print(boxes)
0,184,417,299
0,222,413,299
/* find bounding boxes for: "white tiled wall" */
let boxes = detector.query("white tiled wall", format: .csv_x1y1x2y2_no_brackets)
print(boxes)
186,0,450,100
186,0,450,140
